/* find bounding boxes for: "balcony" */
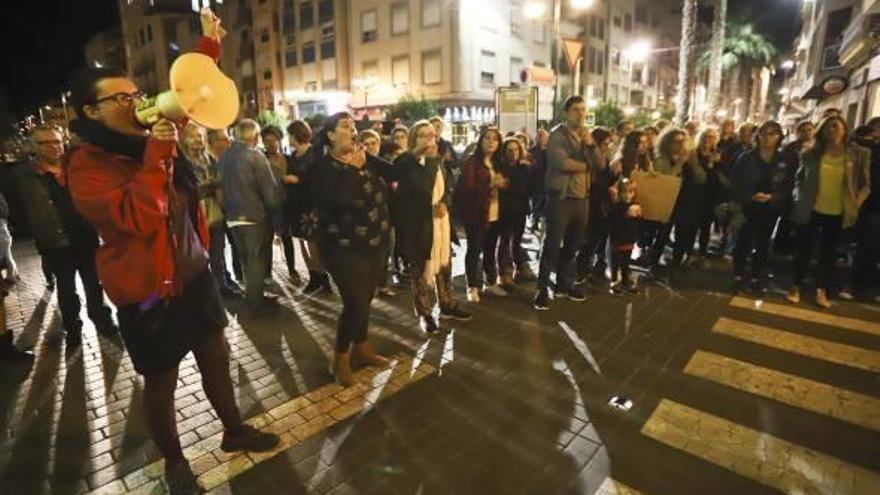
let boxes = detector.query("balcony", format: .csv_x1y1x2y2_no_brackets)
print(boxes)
839,13,880,66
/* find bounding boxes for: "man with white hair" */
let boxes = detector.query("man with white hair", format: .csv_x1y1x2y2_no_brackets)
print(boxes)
217,119,283,317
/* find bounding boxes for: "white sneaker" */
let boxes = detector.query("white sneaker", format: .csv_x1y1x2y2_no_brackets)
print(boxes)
483,284,508,297
467,287,481,303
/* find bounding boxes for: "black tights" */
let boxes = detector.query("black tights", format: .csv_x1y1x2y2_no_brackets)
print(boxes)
143,331,242,465
611,248,632,284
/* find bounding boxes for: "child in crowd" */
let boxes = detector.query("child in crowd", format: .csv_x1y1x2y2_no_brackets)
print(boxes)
609,178,642,295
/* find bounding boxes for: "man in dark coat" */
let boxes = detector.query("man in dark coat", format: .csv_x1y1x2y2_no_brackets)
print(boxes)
14,125,116,345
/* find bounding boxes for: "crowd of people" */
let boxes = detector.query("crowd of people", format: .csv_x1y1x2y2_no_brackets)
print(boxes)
0,12,878,494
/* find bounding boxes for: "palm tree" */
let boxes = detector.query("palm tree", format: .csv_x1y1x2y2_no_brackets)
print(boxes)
706,0,727,120
675,0,699,125
698,23,777,122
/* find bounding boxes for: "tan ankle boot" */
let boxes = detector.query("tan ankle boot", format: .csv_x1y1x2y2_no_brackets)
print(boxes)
333,351,355,387
815,289,832,309
354,341,391,368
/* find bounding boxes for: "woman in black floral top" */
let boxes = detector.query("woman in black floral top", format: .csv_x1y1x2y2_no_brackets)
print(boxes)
312,112,392,386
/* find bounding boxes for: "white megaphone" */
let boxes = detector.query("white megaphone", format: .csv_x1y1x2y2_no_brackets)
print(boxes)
134,52,239,130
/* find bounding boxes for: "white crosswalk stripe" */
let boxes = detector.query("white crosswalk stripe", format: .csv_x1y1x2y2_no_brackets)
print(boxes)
637,297,880,495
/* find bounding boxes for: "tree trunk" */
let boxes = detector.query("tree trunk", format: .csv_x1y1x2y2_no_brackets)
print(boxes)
675,0,698,125
728,66,741,120
706,0,727,121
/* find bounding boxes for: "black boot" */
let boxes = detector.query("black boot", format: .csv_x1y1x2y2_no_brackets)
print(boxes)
319,272,334,294
302,271,324,295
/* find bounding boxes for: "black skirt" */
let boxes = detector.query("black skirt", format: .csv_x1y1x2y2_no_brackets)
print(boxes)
117,268,228,375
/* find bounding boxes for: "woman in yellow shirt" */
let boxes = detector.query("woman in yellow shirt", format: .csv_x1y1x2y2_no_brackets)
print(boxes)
788,116,872,308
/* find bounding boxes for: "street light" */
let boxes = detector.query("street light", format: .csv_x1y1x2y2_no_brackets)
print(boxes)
625,40,653,64
522,1,545,19
780,60,795,71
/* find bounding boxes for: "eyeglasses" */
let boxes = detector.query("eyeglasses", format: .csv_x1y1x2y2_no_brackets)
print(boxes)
93,91,146,107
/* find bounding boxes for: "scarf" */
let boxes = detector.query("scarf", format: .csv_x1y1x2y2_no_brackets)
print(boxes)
69,118,198,194
422,157,451,284
69,118,147,160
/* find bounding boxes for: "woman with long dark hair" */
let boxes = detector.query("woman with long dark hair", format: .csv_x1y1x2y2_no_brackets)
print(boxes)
611,129,652,178
788,116,871,308
730,121,791,296
312,112,392,385
454,126,506,302
497,136,533,287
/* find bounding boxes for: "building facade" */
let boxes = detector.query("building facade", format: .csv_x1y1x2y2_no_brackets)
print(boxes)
558,0,679,113
786,0,880,127
344,0,553,121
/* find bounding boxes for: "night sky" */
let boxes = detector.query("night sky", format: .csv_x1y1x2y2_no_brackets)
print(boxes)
1,0,802,121
0,0,118,121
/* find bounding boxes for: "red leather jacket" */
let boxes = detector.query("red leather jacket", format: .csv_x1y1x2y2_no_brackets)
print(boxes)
66,37,219,306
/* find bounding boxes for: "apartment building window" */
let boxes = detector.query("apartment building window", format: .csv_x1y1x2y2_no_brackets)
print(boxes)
285,48,298,67
283,0,295,30
147,23,153,42
598,18,605,40
631,65,642,84
300,1,314,29
613,15,621,27
597,49,604,75
302,42,315,63
510,57,523,84
263,69,272,81
393,56,410,86
647,68,656,85
422,49,442,85
285,33,296,47
624,13,632,32
139,29,145,47
319,0,333,23
321,39,335,58
273,11,280,33
321,22,336,60
362,60,379,78
421,0,441,28
635,2,647,24
260,28,270,43
631,90,644,106
480,50,496,86
510,7,522,37
392,2,409,35
361,10,378,42
610,84,618,101
589,16,597,37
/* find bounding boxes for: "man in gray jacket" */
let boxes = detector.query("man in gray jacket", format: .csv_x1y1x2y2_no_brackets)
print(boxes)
218,119,283,316
534,96,596,310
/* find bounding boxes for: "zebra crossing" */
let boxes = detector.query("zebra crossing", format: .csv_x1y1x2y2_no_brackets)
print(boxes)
612,297,880,495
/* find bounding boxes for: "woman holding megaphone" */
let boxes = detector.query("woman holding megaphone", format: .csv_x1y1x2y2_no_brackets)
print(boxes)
66,8,278,494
